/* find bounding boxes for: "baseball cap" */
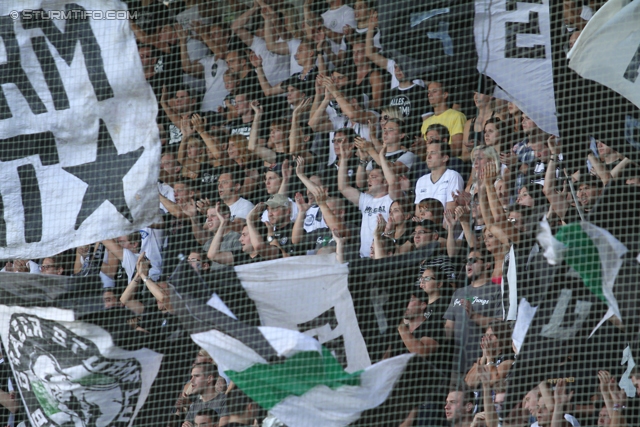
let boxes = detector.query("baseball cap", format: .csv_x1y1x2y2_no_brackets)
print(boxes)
265,194,290,209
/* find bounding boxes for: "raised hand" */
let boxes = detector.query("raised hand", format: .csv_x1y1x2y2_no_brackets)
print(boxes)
470,412,486,427
483,162,498,185
174,23,189,42
384,214,396,235
375,214,387,235
369,11,378,29
180,115,194,138
311,186,328,206
248,202,266,222
214,202,227,223
181,198,198,218
452,190,472,207
444,209,457,228
380,143,388,157
295,156,306,177
191,113,206,134
339,137,352,161
476,362,491,385
554,378,574,407
500,150,517,167
281,158,292,181
136,252,150,278
293,97,312,116
354,136,373,153
547,135,560,155
294,192,309,212
315,74,325,95
250,100,263,114
250,53,263,69
196,198,211,215
455,205,470,223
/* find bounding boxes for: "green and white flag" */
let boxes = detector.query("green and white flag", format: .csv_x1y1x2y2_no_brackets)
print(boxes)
193,326,413,427
537,220,628,321
193,255,414,427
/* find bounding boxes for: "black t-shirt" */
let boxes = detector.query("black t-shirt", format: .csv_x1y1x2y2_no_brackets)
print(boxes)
392,297,453,374
387,84,431,135
231,250,263,266
164,216,199,275
155,44,183,94
394,227,413,247
272,222,301,256
192,162,223,202
226,117,270,142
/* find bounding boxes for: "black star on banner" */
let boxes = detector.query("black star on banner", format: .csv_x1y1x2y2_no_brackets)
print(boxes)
63,119,144,230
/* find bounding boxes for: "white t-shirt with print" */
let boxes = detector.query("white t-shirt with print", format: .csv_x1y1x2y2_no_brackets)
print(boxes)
303,205,328,233
358,193,393,258
199,55,229,112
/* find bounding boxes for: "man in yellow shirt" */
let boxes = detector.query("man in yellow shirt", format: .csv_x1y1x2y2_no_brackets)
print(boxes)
421,81,466,157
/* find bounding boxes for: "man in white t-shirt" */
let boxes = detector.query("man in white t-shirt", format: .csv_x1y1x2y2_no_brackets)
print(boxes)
218,169,254,224
178,22,231,112
337,145,402,257
414,140,464,214
230,4,290,86
174,3,211,93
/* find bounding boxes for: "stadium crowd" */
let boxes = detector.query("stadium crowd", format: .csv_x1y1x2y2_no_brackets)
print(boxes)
2,0,640,426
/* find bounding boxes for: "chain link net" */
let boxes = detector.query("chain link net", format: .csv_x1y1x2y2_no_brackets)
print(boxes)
0,0,639,426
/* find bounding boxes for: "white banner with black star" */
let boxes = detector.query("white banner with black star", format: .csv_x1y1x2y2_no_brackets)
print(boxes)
0,305,162,427
0,0,160,259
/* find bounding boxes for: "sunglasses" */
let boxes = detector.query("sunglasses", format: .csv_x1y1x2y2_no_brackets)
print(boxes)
466,257,483,264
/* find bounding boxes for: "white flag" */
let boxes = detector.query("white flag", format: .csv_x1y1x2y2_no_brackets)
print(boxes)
233,254,371,372
0,1,160,259
474,0,559,136
568,0,640,110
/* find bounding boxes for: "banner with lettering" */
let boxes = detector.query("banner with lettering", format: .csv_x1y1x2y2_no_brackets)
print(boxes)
474,0,559,136
0,305,162,427
0,1,160,259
